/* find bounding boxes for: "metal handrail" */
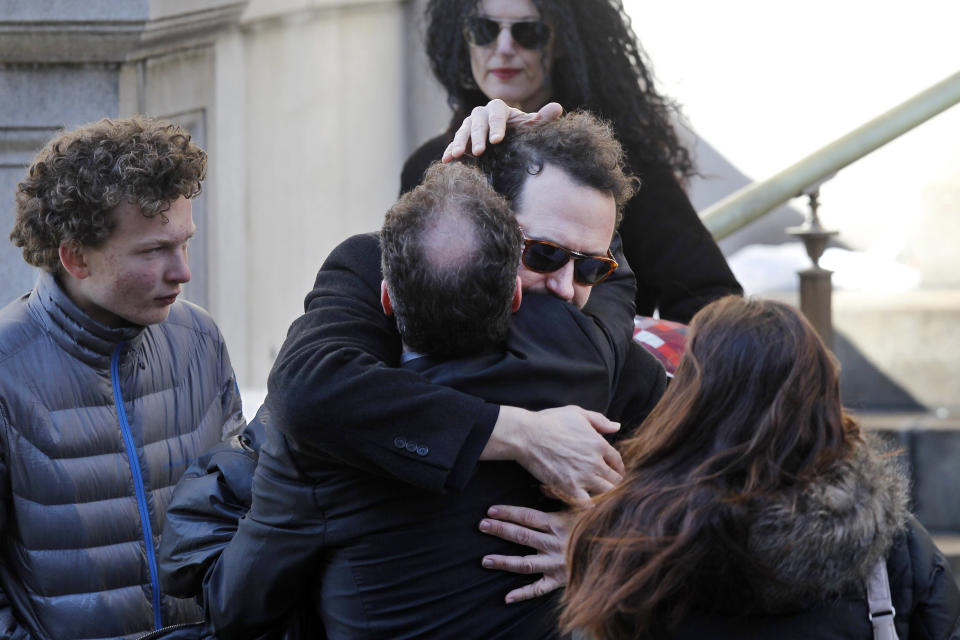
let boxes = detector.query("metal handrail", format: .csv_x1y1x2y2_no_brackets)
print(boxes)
701,70,960,240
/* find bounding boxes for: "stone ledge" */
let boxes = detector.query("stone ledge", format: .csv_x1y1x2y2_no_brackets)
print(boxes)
856,411,960,431
834,288,960,313
0,126,61,168
759,288,960,311
0,1,248,63
761,289,960,409
934,535,960,556
241,0,402,24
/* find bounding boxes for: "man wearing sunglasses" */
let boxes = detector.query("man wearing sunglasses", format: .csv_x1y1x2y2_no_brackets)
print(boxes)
160,150,665,637
161,109,661,635
280,109,649,588
265,110,638,507
480,113,630,311
465,109,666,577
313,160,662,637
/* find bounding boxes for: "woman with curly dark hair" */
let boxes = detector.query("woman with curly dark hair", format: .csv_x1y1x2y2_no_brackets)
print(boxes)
401,0,742,322
562,296,960,639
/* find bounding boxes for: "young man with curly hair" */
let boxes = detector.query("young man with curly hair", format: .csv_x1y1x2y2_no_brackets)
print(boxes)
0,116,245,640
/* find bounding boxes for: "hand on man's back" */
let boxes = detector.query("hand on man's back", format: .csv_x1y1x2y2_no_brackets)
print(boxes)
490,405,623,502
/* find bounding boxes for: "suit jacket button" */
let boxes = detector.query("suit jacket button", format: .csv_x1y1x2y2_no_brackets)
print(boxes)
394,437,406,449
417,446,429,456
405,441,418,453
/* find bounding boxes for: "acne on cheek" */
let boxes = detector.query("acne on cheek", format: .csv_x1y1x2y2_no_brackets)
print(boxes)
113,269,155,295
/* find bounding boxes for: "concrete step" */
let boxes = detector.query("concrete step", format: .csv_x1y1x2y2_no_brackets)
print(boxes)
834,289,960,411
762,289,960,412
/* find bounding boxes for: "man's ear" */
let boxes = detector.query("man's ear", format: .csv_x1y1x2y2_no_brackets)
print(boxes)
380,280,393,316
511,274,522,312
58,241,90,279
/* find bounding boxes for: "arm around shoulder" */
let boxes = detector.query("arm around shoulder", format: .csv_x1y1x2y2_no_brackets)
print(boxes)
580,232,638,387
266,233,498,493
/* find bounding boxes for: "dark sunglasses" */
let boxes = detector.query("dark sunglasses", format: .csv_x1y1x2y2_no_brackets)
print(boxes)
462,17,552,50
521,235,618,286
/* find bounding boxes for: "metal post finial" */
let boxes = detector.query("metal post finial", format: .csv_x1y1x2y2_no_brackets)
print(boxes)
788,188,839,347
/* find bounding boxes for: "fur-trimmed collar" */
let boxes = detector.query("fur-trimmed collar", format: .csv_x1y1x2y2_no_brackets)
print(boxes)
745,437,910,610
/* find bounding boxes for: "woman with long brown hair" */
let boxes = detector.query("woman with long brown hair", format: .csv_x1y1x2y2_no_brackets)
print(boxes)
563,296,960,639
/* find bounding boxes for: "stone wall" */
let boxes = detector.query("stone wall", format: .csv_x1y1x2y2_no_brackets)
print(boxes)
230,0,426,386
0,64,120,297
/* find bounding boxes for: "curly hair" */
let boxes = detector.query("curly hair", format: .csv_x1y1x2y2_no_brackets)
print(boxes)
562,297,862,639
381,161,522,358
10,115,207,274
477,110,638,227
424,0,693,178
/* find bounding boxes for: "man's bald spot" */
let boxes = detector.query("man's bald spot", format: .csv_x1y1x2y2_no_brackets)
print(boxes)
421,207,479,271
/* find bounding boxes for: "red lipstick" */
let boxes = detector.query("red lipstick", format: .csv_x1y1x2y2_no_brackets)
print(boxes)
490,68,520,80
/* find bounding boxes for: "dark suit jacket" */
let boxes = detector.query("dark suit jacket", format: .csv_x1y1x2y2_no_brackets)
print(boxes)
164,233,665,639
313,291,664,639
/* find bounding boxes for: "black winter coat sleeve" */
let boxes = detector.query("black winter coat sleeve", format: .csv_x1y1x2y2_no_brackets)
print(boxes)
202,427,326,640
157,407,268,599
265,233,499,493
890,515,960,639
622,160,742,323
157,406,322,640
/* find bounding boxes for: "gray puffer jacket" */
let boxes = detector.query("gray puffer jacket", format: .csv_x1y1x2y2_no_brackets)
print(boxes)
0,272,245,640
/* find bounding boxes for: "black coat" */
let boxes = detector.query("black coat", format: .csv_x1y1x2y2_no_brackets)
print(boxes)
401,134,742,324
159,232,665,639
309,291,663,639
664,518,960,640
633,444,960,640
